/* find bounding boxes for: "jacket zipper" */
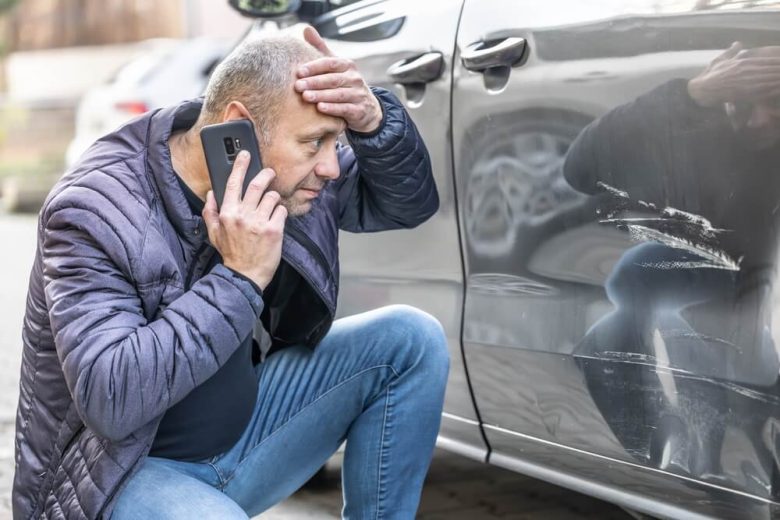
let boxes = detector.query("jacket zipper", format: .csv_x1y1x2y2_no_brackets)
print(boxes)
284,223,335,315
184,243,212,290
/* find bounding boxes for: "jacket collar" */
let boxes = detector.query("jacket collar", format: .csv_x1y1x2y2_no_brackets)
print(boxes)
146,98,207,247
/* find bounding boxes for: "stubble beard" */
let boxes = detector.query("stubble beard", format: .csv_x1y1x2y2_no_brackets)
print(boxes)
268,175,326,217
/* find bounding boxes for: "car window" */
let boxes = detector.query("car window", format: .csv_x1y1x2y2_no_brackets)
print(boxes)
314,0,405,42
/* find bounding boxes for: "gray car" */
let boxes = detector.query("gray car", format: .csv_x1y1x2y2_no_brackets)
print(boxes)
236,1,780,518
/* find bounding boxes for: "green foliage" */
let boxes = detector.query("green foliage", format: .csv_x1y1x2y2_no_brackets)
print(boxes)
0,0,19,14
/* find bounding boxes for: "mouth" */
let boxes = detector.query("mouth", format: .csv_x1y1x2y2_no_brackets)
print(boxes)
299,187,322,198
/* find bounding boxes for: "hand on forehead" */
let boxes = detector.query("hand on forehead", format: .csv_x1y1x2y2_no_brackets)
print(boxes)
737,45,780,60
293,26,385,134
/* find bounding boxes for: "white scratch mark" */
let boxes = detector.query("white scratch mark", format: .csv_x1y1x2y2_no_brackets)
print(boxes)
623,225,740,271
653,328,679,407
597,181,629,198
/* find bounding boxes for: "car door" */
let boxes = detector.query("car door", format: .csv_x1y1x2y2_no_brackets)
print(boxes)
454,0,780,517
319,0,486,458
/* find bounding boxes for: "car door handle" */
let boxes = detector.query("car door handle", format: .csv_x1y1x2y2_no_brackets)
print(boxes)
461,37,526,72
387,52,444,84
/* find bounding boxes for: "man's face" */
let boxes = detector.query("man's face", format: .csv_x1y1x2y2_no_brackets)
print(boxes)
728,98,780,151
260,88,346,216
726,46,780,150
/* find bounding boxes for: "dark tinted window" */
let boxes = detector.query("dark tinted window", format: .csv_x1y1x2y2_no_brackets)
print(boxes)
314,0,405,42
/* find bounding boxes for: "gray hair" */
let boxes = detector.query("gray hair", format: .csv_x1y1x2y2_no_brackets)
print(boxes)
201,34,323,143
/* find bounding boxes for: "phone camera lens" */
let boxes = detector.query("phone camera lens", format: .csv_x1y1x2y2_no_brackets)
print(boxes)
223,137,235,155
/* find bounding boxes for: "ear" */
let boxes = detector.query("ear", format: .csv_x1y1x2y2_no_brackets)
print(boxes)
221,101,252,122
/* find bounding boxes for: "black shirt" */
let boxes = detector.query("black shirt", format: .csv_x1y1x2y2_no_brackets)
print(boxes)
149,171,261,462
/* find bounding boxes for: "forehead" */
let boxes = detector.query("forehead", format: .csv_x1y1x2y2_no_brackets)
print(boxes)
275,87,346,136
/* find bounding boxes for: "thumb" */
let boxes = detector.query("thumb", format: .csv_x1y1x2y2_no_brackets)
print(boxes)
715,41,743,63
303,25,333,57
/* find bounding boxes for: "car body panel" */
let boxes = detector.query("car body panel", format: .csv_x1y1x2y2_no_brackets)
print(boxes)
453,0,780,517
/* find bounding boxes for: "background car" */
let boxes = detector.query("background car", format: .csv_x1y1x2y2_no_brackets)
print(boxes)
65,37,231,166
236,1,780,518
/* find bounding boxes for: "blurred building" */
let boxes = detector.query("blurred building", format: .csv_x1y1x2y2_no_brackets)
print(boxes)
0,0,249,211
5,0,183,51
3,0,247,52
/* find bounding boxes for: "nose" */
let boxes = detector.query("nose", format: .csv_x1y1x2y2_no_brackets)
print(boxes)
314,145,340,181
747,105,774,129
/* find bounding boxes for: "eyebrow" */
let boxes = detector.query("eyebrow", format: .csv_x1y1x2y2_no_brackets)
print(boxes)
299,123,347,140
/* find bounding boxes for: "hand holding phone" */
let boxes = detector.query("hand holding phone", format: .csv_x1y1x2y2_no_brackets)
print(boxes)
200,119,264,210
201,130,287,291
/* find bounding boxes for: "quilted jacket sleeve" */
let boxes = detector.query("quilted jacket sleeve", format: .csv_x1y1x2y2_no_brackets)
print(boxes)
335,87,438,232
42,203,263,442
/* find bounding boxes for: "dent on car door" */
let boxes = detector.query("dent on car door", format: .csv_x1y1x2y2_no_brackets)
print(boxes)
454,0,780,517
320,0,487,458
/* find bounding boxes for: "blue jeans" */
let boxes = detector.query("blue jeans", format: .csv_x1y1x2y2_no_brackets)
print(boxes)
111,305,449,519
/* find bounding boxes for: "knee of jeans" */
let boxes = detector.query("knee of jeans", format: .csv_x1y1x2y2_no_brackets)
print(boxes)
380,305,450,377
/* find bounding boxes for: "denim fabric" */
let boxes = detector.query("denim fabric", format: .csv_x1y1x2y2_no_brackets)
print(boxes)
111,305,450,520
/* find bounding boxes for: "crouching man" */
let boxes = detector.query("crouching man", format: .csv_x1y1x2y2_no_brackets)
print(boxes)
13,28,448,520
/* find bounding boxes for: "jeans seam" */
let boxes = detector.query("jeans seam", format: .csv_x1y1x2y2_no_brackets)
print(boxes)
208,461,227,490
222,363,400,488
375,383,393,520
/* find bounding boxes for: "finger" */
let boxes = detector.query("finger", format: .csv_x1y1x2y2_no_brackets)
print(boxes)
303,25,334,57
736,58,780,69
316,102,360,121
730,72,780,87
732,74,780,97
297,57,352,79
223,150,250,208
242,168,276,210
715,41,743,63
302,87,364,104
256,190,282,221
270,203,288,227
203,191,221,235
295,71,360,93
303,88,356,105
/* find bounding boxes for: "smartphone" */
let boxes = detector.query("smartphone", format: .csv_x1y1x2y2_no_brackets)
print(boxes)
200,119,263,210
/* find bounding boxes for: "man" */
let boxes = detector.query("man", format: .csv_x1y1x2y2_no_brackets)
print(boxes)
13,27,449,519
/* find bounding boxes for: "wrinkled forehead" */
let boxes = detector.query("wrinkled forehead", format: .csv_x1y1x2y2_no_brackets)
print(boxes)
275,86,347,137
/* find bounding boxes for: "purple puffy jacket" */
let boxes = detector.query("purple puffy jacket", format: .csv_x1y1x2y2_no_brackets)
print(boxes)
13,88,436,519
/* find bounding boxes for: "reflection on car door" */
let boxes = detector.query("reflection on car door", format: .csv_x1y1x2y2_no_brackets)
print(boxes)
323,0,487,458
454,0,780,517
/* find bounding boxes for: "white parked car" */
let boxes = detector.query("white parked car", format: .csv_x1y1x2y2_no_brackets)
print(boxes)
65,37,231,166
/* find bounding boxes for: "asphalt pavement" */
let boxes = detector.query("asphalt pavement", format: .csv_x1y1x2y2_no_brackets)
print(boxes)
0,211,632,519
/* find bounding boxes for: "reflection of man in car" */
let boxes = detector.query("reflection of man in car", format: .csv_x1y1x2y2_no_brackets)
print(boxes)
562,43,780,482
13,28,448,519
564,42,780,381
687,43,780,150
